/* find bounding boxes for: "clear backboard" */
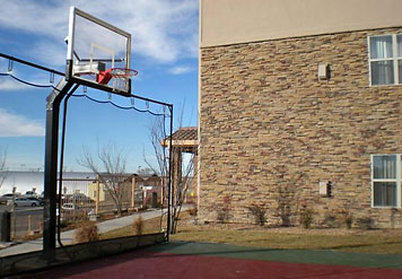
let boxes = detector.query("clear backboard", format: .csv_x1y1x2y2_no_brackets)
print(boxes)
66,7,133,95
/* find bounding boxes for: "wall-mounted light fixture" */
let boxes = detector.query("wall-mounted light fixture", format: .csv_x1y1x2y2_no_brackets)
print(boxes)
318,63,331,80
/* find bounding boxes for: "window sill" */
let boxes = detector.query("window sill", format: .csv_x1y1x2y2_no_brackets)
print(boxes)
369,83,402,87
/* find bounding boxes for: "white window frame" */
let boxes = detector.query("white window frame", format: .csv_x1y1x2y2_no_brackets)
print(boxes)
368,34,402,86
371,154,402,208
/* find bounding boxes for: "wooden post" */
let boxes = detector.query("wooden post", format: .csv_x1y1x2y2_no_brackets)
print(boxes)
95,179,100,215
11,186,16,240
172,147,183,207
28,215,32,234
131,176,135,209
13,213,16,240
160,179,163,206
192,154,198,204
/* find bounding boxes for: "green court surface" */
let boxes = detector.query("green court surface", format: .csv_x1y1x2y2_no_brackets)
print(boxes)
150,241,402,269
29,241,402,279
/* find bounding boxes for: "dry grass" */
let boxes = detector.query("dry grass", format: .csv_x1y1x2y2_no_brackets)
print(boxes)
74,221,99,243
100,216,163,240
172,222,402,254
100,211,193,240
133,215,144,236
101,211,402,255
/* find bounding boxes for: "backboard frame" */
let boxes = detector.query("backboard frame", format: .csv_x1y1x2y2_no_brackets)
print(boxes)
66,6,132,96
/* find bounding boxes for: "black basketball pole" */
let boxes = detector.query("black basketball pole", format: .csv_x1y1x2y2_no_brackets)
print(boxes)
166,105,173,239
43,79,76,262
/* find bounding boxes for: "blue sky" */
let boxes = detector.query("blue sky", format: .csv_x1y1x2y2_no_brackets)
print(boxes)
0,0,198,173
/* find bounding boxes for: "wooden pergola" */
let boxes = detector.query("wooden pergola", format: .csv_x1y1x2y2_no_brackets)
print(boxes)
161,127,198,202
161,127,198,152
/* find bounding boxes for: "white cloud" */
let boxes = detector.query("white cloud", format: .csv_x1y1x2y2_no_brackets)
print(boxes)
0,109,44,137
0,78,25,91
30,41,67,69
169,65,193,75
0,0,198,64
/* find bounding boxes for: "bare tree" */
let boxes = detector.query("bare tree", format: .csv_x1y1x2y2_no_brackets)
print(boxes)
143,115,170,229
273,165,303,227
78,143,128,216
137,167,155,175
171,150,195,233
143,110,196,234
143,116,169,185
0,148,7,191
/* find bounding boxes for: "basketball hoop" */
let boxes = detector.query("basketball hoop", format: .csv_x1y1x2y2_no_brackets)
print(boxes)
109,68,138,78
97,68,138,85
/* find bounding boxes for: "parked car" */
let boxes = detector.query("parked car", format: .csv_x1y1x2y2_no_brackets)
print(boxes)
61,202,77,211
0,193,15,203
63,193,94,205
8,198,40,207
24,191,38,198
60,202,91,222
26,197,45,206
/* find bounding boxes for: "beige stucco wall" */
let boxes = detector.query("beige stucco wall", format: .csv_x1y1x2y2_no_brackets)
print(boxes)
201,0,402,47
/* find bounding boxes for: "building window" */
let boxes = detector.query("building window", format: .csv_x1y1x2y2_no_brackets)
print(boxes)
371,154,401,208
368,34,402,85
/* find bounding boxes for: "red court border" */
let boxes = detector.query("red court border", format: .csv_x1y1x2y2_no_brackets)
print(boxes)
31,250,402,279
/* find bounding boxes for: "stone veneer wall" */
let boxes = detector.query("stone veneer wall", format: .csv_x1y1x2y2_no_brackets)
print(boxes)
199,27,402,228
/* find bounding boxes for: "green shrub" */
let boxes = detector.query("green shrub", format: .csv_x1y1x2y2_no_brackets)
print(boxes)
217,195,231,223
248,203,267,226
133,215,144,235
63,210,88,223
356,217,374,230
337,208,353,229
74,221,99,243
322,212,339,228
344,215,353,229
189,207,198,216
299,205,314,229
217,211,229,223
